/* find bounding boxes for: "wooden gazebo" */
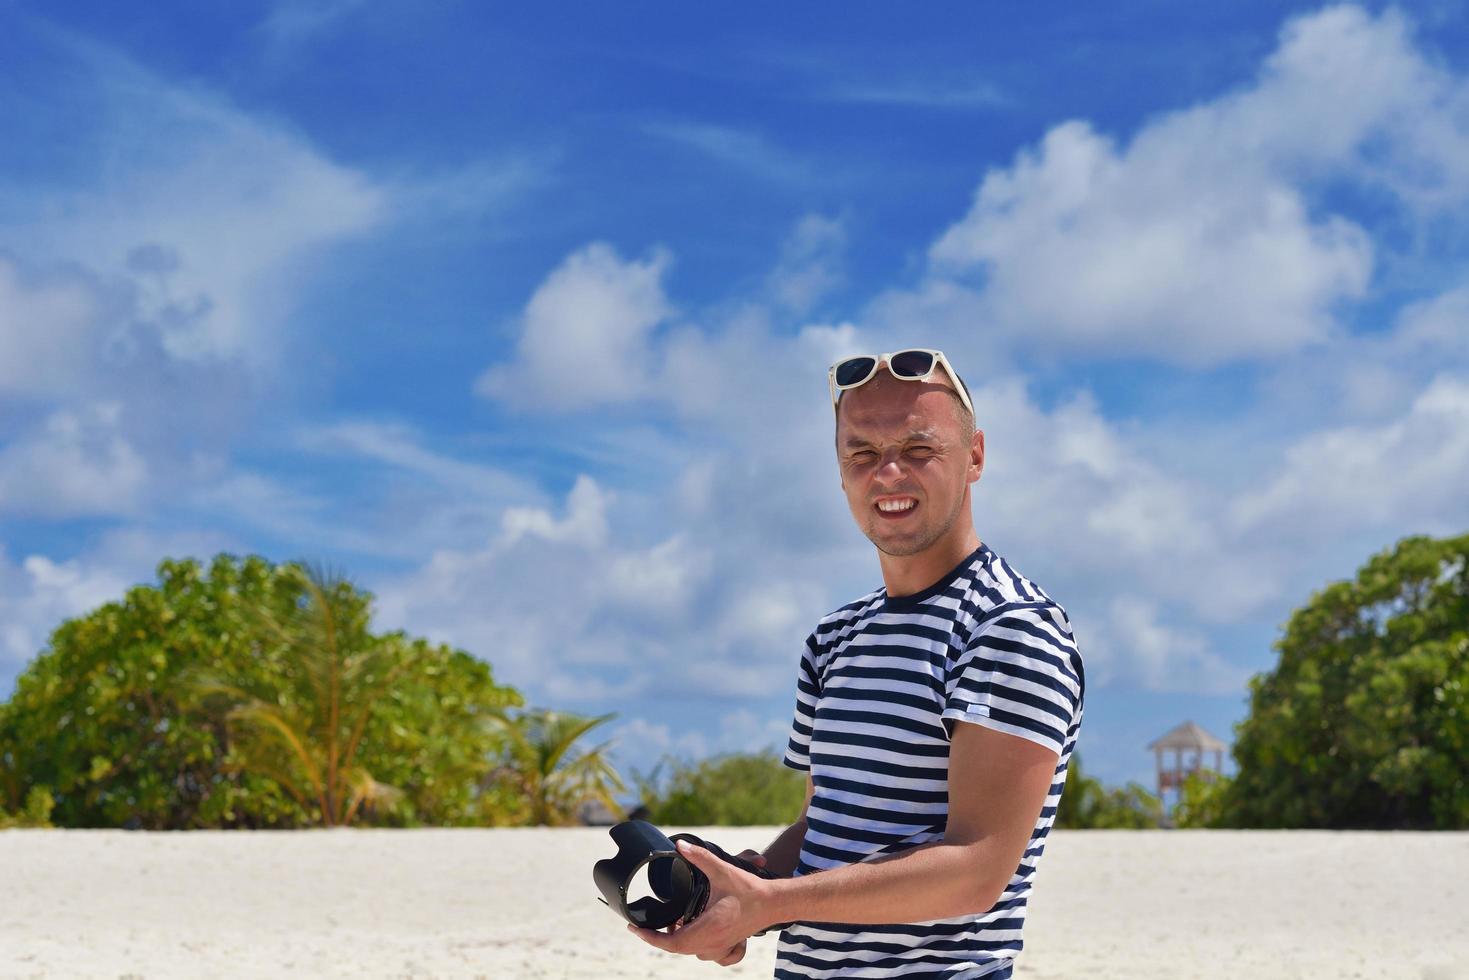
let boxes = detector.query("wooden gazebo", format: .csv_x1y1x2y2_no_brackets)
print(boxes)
1147,720,1226,803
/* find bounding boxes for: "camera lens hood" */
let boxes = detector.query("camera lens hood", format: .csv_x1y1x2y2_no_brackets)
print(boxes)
593,819,709,930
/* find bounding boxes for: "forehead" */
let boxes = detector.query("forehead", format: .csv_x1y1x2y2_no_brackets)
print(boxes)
837,375,959,444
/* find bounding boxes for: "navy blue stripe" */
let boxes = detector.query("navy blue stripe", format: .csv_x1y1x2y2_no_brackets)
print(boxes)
830,662,945,696
814,726,951,758
816,772,949,805
808,793,944,828
806,813,940,848
950,675,1073,726
815,705,947,739
810,750,947,782
820,683,943,714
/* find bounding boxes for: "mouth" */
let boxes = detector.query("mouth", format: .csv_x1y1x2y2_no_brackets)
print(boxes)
873,496,919,520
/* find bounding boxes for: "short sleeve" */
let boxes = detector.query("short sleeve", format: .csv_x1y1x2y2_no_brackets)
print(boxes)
942,603,1083,759
783,634,822,772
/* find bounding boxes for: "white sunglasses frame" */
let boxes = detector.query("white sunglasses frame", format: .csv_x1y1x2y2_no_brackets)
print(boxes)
828,348,975,419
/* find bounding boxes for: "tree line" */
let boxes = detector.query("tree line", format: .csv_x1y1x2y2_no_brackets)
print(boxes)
0,555,624,829
3,532,1465,830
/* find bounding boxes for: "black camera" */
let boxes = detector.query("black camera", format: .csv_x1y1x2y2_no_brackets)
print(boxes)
593,819,784,931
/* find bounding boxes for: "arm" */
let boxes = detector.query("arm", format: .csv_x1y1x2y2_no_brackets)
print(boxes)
763,723,1055,924
755,774,813,878
633,722,1058,955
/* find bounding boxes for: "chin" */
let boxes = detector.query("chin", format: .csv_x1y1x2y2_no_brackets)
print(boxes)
868,529,936,558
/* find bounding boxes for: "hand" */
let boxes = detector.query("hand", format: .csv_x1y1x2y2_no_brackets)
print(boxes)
734,849,768,873
628,840,778,963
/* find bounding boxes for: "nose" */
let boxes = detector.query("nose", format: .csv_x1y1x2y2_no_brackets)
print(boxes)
874,449,907,483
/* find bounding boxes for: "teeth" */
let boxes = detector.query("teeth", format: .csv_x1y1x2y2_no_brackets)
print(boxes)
877,499,916,512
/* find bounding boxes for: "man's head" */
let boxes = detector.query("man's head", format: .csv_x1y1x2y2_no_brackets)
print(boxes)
833,356,984,558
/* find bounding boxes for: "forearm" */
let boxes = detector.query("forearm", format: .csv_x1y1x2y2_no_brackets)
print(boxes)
760,838,1008,927
760,816,808,877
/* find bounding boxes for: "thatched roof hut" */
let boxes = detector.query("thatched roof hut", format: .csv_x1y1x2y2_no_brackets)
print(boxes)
1147,720,1227,754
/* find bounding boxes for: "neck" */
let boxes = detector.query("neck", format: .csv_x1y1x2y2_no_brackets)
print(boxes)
878,519,981,598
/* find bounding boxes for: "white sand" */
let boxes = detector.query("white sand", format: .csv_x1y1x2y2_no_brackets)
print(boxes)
2,828,1466,979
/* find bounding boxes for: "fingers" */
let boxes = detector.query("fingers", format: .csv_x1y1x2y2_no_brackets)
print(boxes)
632,921,748,965
678,839,756,880
735,849,768,869
717,940,748,967
630,911,713,956
674,840,724,878
629,924,676,953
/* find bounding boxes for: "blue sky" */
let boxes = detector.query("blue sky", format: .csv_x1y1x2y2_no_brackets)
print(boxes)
3,1,1469,791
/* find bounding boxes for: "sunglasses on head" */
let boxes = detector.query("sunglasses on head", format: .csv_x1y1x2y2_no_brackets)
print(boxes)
828,349,974,418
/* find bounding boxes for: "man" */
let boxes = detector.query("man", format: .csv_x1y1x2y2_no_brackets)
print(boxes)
633,349,1084,978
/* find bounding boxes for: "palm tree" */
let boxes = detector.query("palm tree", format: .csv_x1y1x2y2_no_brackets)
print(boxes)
187,564,410,827
489,708,626,826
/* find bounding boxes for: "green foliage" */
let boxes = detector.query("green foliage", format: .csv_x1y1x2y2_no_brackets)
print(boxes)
184,564,403,826
1223,533,1469,829
637,750,807,826
0,554,522,828
356,640,524,827
487,708,626,826
1174,771,1231,829
0,787,55,829
1055,753,1163,829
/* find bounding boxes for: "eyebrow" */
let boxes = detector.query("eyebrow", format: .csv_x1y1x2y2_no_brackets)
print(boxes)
843,429,941,450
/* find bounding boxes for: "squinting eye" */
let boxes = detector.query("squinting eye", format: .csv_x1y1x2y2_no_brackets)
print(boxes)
850,451,876,462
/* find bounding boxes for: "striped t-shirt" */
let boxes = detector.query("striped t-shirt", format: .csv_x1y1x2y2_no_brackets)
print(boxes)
778,542,1084,979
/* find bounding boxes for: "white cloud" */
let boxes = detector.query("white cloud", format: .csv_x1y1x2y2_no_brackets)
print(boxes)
0,404,147,518
608,710,790,786
370,465,831,709
816,77,1005,110
3,28,384,369
892,5,1469,367
475,243,673,410
388,155,551,225
502,475,610,548
0,527,234,683
712,708,792,754
609,719,709,775
0,25,396,530
642,122,813,184
258,0,368,50
1084,597,1252,696
0,261,103,399
603,534,712,617
297,420,536,503
767,213,846,314
1232,374,1469,541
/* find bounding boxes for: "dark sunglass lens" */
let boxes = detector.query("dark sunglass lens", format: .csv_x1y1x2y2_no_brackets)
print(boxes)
889,350,936,379
834,356,877,387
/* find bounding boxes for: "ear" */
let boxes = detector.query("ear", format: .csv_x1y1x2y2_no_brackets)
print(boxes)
968,428,985,484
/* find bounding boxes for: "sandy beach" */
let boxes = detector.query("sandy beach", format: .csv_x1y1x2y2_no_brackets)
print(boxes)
2,828,1465,979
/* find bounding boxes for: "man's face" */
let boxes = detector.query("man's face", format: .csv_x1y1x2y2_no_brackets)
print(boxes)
835,368,983,558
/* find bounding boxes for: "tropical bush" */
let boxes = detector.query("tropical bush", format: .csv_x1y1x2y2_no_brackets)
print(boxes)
1220,533,1469,829
1174,770,1231,829
0,554,522,828
0,787,55,829
1055,753,1164,829
636,750,807,826
485,708,625,826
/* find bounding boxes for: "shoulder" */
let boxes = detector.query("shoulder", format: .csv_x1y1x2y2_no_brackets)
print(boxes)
809,586,884,645
963,548,1082,684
